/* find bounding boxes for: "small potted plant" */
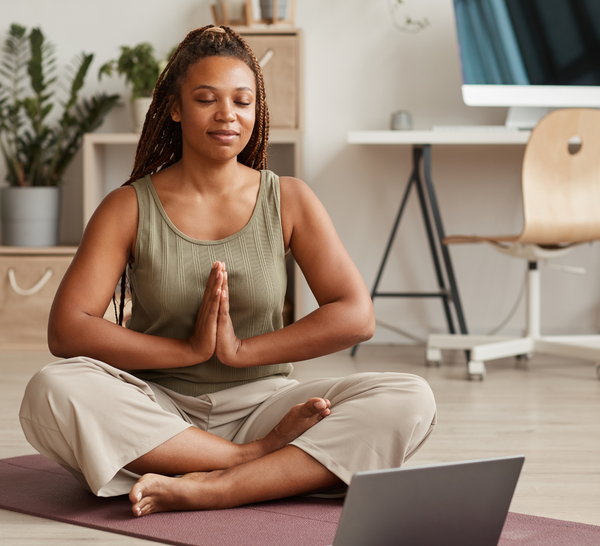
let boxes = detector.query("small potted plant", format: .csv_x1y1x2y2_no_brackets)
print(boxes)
99,43,171,133
0,23,119,247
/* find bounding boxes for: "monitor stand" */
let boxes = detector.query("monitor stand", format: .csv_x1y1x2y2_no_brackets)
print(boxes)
505,106,549,130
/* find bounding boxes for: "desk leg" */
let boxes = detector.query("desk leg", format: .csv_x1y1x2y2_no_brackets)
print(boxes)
413,147,456,335
350,153,418,357
351,145,468,357
421,144,468,335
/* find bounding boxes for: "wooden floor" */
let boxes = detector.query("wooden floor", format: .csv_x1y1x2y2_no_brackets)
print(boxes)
1,345,599,544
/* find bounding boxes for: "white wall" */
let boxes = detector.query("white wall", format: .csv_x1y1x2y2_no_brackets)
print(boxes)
2,0,600,341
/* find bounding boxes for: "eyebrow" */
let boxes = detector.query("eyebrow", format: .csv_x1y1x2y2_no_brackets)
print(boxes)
192,84,254,93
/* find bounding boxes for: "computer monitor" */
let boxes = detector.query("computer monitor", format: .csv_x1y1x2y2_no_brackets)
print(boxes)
453,0,600,128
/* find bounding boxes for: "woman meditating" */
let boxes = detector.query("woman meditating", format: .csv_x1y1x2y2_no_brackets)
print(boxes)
19,26,436,518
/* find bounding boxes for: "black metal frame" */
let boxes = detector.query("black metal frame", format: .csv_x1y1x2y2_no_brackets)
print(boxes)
351,144,468,356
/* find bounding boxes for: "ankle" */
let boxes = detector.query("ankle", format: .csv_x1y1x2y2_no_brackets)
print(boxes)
206,469,236,509
240,436,277,464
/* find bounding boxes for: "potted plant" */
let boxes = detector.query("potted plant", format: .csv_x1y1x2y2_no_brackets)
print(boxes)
99,43,170,133
0,23,119,246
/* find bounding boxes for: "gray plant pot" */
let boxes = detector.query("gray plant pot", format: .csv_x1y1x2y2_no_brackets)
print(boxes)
0,186,61,246
260,0,288,20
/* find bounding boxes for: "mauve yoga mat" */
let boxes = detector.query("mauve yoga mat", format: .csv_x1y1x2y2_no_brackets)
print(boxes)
1,455,599,546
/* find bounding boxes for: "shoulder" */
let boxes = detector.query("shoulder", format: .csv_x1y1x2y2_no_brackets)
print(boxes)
279,175,326,220
279,176,318,208
93,185,138,223
278,176,332,249
82,185,139,251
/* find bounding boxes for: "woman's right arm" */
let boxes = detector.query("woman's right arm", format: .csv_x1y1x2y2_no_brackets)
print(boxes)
48,186,223,370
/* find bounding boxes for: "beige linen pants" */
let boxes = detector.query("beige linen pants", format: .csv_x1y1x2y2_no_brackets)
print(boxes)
19,357,436,497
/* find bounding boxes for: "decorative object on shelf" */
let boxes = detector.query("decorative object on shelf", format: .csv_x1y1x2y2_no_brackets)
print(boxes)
99,43,173,133
388,0,430,33
211,0,296,27
259,0,289,21
211,0,253,26
0,23,119,247
390,110,413,130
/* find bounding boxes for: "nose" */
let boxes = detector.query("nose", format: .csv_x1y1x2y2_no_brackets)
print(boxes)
216,100,236,122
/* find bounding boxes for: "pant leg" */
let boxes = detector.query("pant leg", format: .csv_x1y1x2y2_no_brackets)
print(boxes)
19,357,195,496
233,372,437,485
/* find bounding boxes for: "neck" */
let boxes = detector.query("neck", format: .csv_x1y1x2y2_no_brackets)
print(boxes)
175,154,248,196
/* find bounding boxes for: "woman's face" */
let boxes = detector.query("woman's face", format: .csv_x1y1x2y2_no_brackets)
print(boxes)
171,55,257,164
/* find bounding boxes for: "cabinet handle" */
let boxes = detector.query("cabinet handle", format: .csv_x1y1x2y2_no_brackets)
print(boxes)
259,48,275,69
8,268,54,296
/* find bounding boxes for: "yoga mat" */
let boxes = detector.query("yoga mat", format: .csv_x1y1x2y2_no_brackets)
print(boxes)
1,455,599,546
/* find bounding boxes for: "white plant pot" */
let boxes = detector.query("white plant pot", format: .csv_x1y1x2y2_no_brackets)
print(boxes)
131,97,153,133
0,186,61,246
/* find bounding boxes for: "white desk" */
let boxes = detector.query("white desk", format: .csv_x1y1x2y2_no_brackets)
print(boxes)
348,129,531,146
347,129,531,352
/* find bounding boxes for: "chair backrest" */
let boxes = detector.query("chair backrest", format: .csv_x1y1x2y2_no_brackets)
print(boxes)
519,108,600,244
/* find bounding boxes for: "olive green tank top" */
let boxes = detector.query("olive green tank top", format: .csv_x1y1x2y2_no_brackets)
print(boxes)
127,170,293,396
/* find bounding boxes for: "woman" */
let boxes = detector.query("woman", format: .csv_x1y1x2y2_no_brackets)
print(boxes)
20,26,436,517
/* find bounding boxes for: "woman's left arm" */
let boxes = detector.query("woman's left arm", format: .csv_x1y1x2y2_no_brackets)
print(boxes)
216,176,375,367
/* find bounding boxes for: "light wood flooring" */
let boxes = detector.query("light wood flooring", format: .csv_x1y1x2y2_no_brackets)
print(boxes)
1,345,599,544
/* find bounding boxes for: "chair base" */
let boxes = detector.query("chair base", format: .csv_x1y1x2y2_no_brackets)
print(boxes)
427,333,600,380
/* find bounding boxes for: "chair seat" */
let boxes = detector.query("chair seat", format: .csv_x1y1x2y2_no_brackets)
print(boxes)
444,238,575,261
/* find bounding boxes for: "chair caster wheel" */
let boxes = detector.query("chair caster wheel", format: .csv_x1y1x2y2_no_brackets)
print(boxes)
425,348,442,368
516,353,532,361
515,353,531,369
468,360,486,380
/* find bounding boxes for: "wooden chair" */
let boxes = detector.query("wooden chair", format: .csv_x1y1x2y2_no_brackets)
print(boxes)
426,108,600,379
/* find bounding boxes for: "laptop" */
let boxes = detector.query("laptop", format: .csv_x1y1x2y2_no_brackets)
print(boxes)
329,455,524,546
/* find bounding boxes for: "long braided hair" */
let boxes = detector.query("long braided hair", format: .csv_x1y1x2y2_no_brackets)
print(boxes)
114,25,270,325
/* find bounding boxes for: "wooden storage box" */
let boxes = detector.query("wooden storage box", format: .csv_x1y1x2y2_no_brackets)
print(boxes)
0,248,76,350
242,31,301,129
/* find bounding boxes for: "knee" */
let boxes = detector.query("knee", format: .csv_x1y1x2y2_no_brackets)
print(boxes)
20,360,82,426
406,374,437,425
374,372,437,426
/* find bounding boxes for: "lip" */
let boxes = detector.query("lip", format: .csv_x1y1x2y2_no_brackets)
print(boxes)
208,130,239,143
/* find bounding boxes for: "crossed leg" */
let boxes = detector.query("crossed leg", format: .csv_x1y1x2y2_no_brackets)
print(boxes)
130,445,342,516
127,397,341,516
125,397,331,476
128,372,437,517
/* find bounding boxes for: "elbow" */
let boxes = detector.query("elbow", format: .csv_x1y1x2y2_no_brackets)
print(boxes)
47,316,72,358
361,309,376,342
47,324,65,358
351,299,376,344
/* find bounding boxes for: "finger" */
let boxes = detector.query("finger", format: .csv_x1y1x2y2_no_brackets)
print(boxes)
219,272,230,316
203,262,220,298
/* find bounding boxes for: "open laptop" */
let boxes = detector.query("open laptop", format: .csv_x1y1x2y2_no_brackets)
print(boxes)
328,455,524,546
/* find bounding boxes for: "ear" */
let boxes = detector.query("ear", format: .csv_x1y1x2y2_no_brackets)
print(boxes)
170,96,181,122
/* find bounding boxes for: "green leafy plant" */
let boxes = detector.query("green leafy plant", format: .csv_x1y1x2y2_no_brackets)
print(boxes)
98,43,164,101
0,24,119,187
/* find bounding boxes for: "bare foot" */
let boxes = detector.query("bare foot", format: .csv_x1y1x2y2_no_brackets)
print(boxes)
130,471,219,517
261,397,331,451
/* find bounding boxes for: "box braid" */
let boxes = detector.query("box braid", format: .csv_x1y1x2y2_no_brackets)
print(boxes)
114,25,270,326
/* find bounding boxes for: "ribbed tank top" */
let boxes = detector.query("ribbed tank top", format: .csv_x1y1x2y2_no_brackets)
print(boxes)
128,170,293,396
